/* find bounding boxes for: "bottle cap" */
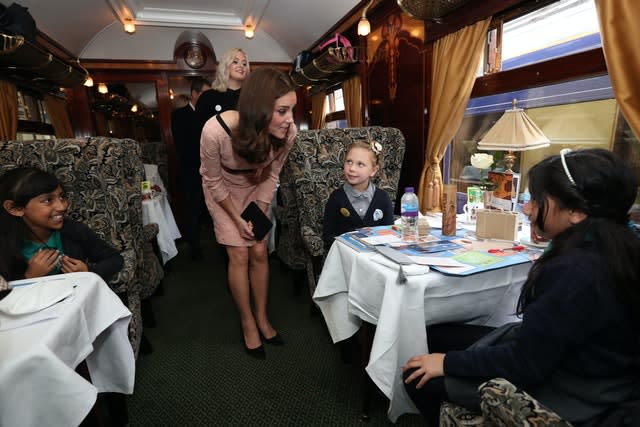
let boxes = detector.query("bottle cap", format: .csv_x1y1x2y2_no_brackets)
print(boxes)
405,187,414,193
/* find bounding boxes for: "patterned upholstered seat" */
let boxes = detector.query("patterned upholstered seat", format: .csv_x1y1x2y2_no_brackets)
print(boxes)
0,137,164,357
275,127,405,296
439,378,573,427
140,140,169,191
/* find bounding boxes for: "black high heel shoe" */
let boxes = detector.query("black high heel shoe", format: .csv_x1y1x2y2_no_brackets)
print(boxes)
260,331,285,346
244,343,266,359
242,335,266,359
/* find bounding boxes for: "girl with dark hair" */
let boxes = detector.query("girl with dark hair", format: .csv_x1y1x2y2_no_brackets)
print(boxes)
402,148,640,425
200,67,297,359
0,167,123,282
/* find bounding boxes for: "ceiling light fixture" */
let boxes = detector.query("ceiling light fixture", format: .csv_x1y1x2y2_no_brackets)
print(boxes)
244,25,255,39
124,19,136,34
358,0,375,36
97,83,109,94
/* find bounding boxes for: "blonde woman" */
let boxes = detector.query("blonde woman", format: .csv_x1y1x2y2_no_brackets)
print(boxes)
196,48,250,129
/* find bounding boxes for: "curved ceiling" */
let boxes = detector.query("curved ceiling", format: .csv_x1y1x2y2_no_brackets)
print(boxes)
16,0,361,62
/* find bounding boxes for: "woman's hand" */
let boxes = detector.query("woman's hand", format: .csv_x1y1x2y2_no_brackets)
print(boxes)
25,248,60,278
235,216,255,240
286,122,298,142
402,353,446,389
60,256,88,274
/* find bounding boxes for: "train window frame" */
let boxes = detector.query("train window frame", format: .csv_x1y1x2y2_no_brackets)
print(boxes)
448,0,614,196
324,87,347,129
486,0,601,75
16,88,55,139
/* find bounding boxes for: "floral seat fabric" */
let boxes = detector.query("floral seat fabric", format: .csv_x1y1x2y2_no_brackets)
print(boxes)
0,137,163,357
275,127,405,296
439,378,573,427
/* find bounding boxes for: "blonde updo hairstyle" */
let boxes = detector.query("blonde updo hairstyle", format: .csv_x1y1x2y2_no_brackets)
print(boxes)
347,140,384,168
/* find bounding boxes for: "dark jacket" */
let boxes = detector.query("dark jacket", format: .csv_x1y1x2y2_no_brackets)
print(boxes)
322,187,394,248
195,88,241,134
60,219,123,283
171,104,199,172
444,247,640,423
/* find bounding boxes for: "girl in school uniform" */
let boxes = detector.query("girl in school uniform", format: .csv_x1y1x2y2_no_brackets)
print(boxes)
322,140,395,249
0,167,123,282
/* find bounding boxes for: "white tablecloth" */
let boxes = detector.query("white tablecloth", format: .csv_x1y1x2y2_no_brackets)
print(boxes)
313,241,531,422
142,193,181,264
0,272,135,427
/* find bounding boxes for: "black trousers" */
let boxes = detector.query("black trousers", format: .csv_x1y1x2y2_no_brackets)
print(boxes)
403,323,495,426
181,170,206,256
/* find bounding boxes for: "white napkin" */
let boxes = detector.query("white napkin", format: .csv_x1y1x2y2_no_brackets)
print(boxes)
0,278,74,315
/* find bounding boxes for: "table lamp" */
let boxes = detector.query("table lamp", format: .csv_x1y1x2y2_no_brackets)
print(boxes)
477,99,550,173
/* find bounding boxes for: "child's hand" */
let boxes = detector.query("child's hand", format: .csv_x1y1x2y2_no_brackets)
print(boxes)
60,256,88,273
25,248,60,278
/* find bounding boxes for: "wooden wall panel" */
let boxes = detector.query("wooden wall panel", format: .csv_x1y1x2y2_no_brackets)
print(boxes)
367,11,427,210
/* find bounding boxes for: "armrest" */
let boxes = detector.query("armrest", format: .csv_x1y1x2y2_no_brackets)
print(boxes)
143,223,159,242
108,248,141,294
480,378,573,426
300,224,325,257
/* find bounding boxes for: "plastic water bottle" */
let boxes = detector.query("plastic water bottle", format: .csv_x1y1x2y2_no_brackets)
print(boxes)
401,187,419,242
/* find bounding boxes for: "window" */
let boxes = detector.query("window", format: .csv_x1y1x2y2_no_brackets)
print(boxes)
482,0,601,75
16,89,55,140
324,87,347,129
501,0,600,71
450,0,614,198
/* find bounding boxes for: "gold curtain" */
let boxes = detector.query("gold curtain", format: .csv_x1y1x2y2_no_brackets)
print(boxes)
342,74,363,127
310,91,326,130
595,0,640,139
44,94,74,138
0,80,18,140
418,17,491,211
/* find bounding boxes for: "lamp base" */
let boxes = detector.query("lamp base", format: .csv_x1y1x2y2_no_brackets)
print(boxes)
504,150,516,174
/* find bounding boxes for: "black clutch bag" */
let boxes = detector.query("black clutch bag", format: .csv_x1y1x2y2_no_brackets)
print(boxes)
241,201,273,241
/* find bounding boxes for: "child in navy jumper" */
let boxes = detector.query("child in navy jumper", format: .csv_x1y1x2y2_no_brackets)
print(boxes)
402,149,640,426
322,140,394,249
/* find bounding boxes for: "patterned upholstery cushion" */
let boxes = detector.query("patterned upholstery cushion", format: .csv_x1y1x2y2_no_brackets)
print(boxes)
480,378,573,426
0,137,164,358
140,140,169,189
439,401,484,426
275,127,406,296
438,378,574,427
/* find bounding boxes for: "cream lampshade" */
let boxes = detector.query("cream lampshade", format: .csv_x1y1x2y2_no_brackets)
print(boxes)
477,99,550,173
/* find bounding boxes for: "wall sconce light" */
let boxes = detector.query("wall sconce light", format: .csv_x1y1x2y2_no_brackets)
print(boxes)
169,89,175,100
124,19,136,34
97,83,109,94
358,0,374,36
131,104,138,113
76,59,93,87
244,25,255,39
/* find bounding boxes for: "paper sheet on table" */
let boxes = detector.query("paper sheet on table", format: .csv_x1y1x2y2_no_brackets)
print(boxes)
370,254,430,275
361,235,403,245
408,256,476,274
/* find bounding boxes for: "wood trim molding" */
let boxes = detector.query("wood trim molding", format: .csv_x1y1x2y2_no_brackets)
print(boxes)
471,48,607,98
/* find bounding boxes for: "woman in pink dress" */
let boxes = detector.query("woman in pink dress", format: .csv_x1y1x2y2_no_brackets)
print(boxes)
200,67,297,359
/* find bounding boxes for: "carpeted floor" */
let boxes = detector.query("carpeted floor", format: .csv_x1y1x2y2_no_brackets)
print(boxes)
127,229,425,426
